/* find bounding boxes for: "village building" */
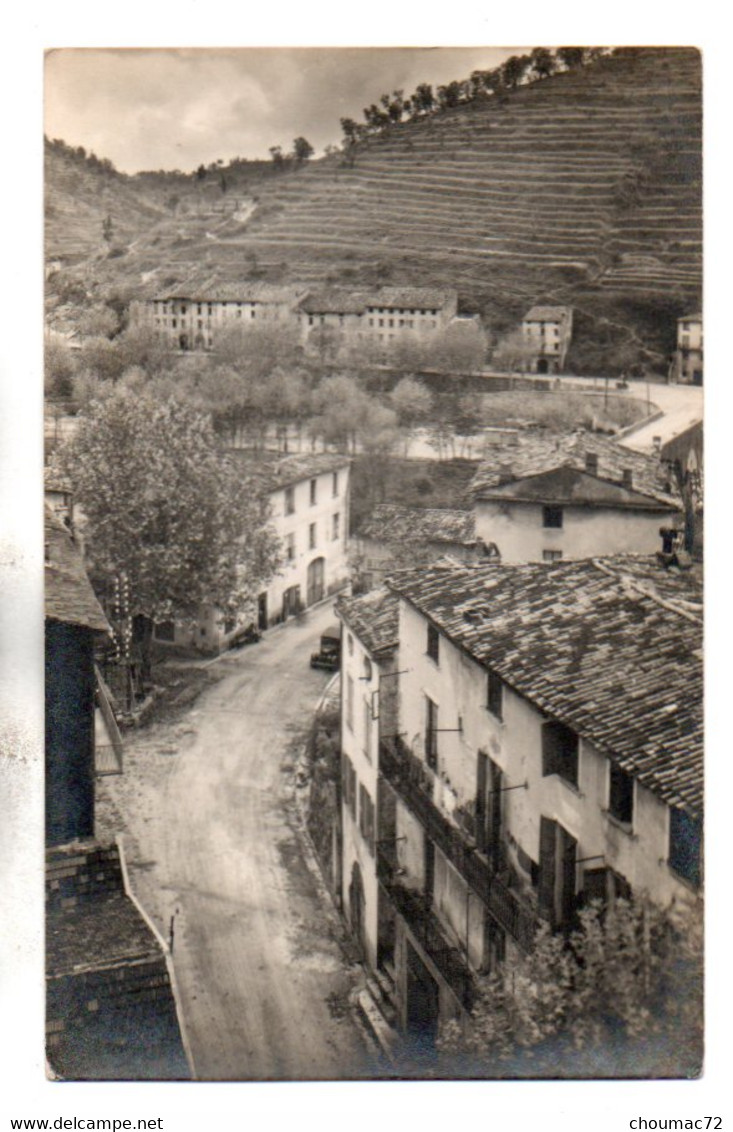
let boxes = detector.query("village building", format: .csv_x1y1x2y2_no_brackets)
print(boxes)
336,588,400,978
154,452,351,652
130,282,308,351
521,305,573,373
352,503,489,591
338,556,702,1049
469,430,681,562
45,507,188,1078
675,313,703,385
132,284,460,356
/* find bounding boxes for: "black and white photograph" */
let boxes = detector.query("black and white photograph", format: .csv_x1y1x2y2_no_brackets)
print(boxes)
2,8,725,1126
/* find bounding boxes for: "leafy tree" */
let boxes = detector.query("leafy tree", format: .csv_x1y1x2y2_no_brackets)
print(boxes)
530,47,557,80
102,215,114,244
78,305,120,340
411,83,435,115
501,54,530,90
359,400,401,458
45,340,78,400
56,387,280,673
557,47,585,70
78,336,129,384
390,376,434,428
292,136,314,163
309,374,371,452
491,328,537,373
437,898,702,1079
196,164,207,180
268,145,285,168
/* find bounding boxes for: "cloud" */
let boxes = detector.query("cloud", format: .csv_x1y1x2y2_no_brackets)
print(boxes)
45,46,515,173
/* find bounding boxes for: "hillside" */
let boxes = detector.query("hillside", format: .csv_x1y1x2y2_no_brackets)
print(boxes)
45,48,701,364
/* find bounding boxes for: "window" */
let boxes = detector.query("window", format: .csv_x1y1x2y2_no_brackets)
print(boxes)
608,763,634,825
363,699,373,759
426,623,440,664
342,753,356,819
543,550,563,563
332,471,339,497
668,807,702,888
487,669,503,721
359,784,375,854
425,696,438,770
285,532,296,561
582,867,631,908
347,633,354,656
541,719,579,787
310,478,317,505
309,522,317,550
284,486,295,515
346,674,355,731
538,816,577,931
542,505,564,529
332,513,340,541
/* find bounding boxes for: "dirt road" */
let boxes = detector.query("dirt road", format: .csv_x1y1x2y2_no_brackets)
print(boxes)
97,602,373,1081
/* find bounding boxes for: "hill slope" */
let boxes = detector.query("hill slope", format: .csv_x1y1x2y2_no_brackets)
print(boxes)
45,48,701,362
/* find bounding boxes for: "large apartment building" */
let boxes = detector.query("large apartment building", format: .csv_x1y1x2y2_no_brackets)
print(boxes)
338,557,702,1050
132,285,460,356
521,305,573,373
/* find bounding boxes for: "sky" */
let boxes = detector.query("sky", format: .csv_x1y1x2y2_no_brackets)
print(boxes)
44,47,517,173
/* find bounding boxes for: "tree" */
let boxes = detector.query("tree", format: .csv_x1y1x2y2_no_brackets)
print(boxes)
45,340,78,400
411,83,435,116
292,136,314,163
437,898,702,1079
102,215,114,244
501,55,530,90
56,388,280,674
390,376,434,429
78,305,119,340
530,47,557,80
268,146,285,168
557,47,585,70
491,328,537,373
309,374,372,452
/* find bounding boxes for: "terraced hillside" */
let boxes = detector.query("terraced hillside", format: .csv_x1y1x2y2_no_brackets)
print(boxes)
46,48,701,362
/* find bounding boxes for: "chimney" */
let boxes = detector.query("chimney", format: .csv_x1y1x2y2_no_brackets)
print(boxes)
497,464,513,485
621,468,633,490
652,436,662,456
584,452,599,475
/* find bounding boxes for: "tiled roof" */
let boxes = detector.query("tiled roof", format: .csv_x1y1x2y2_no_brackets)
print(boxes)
45,506,110,633
224,449,350,492
299,290,371,315
357,504,476,546
469,430,679,508
367,287,456,311
524,305,573,322
336,588,399,657
389,557,703,817
677,313,702,322
156,281,307,304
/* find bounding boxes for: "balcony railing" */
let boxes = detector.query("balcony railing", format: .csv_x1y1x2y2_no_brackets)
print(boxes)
379,736,536,952
377,862,474,1011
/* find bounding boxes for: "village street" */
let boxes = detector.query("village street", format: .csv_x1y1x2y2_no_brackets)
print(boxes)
96,601,374,1081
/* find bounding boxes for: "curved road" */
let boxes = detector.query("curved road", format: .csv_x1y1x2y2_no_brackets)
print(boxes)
97,602,373,1081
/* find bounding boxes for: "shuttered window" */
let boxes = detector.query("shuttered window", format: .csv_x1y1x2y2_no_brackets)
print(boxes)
609,764,634,825
669,807,702,888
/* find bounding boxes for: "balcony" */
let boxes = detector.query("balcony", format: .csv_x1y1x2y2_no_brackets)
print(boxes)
377,852,474,1011
379,736,536,952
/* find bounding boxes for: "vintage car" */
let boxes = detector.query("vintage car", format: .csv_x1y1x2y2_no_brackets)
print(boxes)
309,624,341,671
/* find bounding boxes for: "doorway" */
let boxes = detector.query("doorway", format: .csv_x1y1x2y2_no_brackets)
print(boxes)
257,592,268,632
307,557,325,606
406,941,440,1051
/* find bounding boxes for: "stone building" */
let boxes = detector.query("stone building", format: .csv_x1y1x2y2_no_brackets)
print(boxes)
352,504,486,591
675,313,703,385
337,557,702,1051
154,452,351,652
469,430,681,562
521,305,573,373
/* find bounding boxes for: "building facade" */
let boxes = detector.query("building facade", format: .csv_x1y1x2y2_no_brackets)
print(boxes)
339,558,702,1050
675,313,703,385
521,305,573,373
130,283,308,351
133,285,460,357
154,453,351,653
470,431,681,562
